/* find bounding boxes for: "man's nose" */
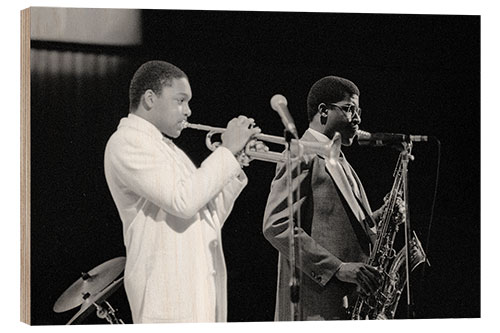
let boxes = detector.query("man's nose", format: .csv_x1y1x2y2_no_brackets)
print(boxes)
184,105,192,117
351,111,361,125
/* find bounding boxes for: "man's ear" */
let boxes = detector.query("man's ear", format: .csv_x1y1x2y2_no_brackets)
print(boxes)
142,89,156,110
318,103,328,117
318,103,329,125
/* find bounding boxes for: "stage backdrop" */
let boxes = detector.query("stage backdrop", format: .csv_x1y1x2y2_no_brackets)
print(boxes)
28,8,479,324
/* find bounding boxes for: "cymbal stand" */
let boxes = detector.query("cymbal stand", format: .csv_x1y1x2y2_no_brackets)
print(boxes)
95,300,124,324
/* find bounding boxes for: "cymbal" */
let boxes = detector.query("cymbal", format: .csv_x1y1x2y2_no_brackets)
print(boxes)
66,276,124,325
53,257,126,313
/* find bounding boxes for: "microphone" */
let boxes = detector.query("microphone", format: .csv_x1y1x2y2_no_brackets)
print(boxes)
270,94,299,139
357,130,428,146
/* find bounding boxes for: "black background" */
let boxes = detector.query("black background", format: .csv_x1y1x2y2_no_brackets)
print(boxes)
29,10,479,324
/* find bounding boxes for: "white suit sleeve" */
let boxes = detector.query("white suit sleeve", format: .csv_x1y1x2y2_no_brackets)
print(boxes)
208,173,248,227
106,132,243,219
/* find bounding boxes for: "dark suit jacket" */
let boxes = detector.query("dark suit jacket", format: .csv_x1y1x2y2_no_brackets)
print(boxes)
263,130,376,320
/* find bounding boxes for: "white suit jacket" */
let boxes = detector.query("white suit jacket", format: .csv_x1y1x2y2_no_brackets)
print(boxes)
104,114,247,323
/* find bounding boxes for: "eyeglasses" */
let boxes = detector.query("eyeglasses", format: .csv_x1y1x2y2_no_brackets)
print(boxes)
329,103,362,117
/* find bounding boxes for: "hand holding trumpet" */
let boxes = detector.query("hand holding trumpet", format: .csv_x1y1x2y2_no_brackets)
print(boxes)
221,116,262,155
220,116,269,167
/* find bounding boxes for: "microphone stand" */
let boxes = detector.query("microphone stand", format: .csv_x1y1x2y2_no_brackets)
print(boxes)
284,129,302,321
398,141,415,319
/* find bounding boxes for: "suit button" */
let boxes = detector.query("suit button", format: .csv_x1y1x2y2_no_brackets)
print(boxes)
311,271,316,278
316,276,322,282
212,270,217,276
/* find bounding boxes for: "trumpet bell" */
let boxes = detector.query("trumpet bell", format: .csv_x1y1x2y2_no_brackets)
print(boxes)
245,139,337,164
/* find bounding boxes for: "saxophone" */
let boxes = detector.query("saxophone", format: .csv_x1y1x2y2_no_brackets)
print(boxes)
350,143,428,320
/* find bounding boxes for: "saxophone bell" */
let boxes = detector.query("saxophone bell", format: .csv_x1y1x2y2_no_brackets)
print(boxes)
350,143,429,320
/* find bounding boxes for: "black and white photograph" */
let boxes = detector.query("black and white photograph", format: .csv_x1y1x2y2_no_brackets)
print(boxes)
7,0,497,331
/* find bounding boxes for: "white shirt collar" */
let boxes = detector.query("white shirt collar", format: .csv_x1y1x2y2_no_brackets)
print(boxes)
307,127,330,143
118,113,165,142
306,128,343,160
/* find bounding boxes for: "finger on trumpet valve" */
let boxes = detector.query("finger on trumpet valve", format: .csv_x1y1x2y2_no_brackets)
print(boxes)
257,141,270,153
247,118,256,129
235,150,251,167
246,140,270,153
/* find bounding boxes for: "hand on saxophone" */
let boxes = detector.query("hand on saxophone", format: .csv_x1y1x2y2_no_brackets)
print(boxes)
335,262,382,295
221,116,262,155
373,192,406,226
394,196,406,224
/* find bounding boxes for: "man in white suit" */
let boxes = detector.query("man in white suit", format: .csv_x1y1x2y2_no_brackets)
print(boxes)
104,60,261,323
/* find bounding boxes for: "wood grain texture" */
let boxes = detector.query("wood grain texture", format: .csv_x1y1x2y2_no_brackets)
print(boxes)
21,7,31,325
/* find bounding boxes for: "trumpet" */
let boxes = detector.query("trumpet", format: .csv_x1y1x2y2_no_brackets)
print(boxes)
182,121,339,163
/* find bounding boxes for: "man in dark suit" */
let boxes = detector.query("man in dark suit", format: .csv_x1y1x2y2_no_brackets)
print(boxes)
263,76,384,320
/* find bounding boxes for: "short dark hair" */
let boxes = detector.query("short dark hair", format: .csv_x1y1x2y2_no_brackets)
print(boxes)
306,76,360,121
129,60,188,111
